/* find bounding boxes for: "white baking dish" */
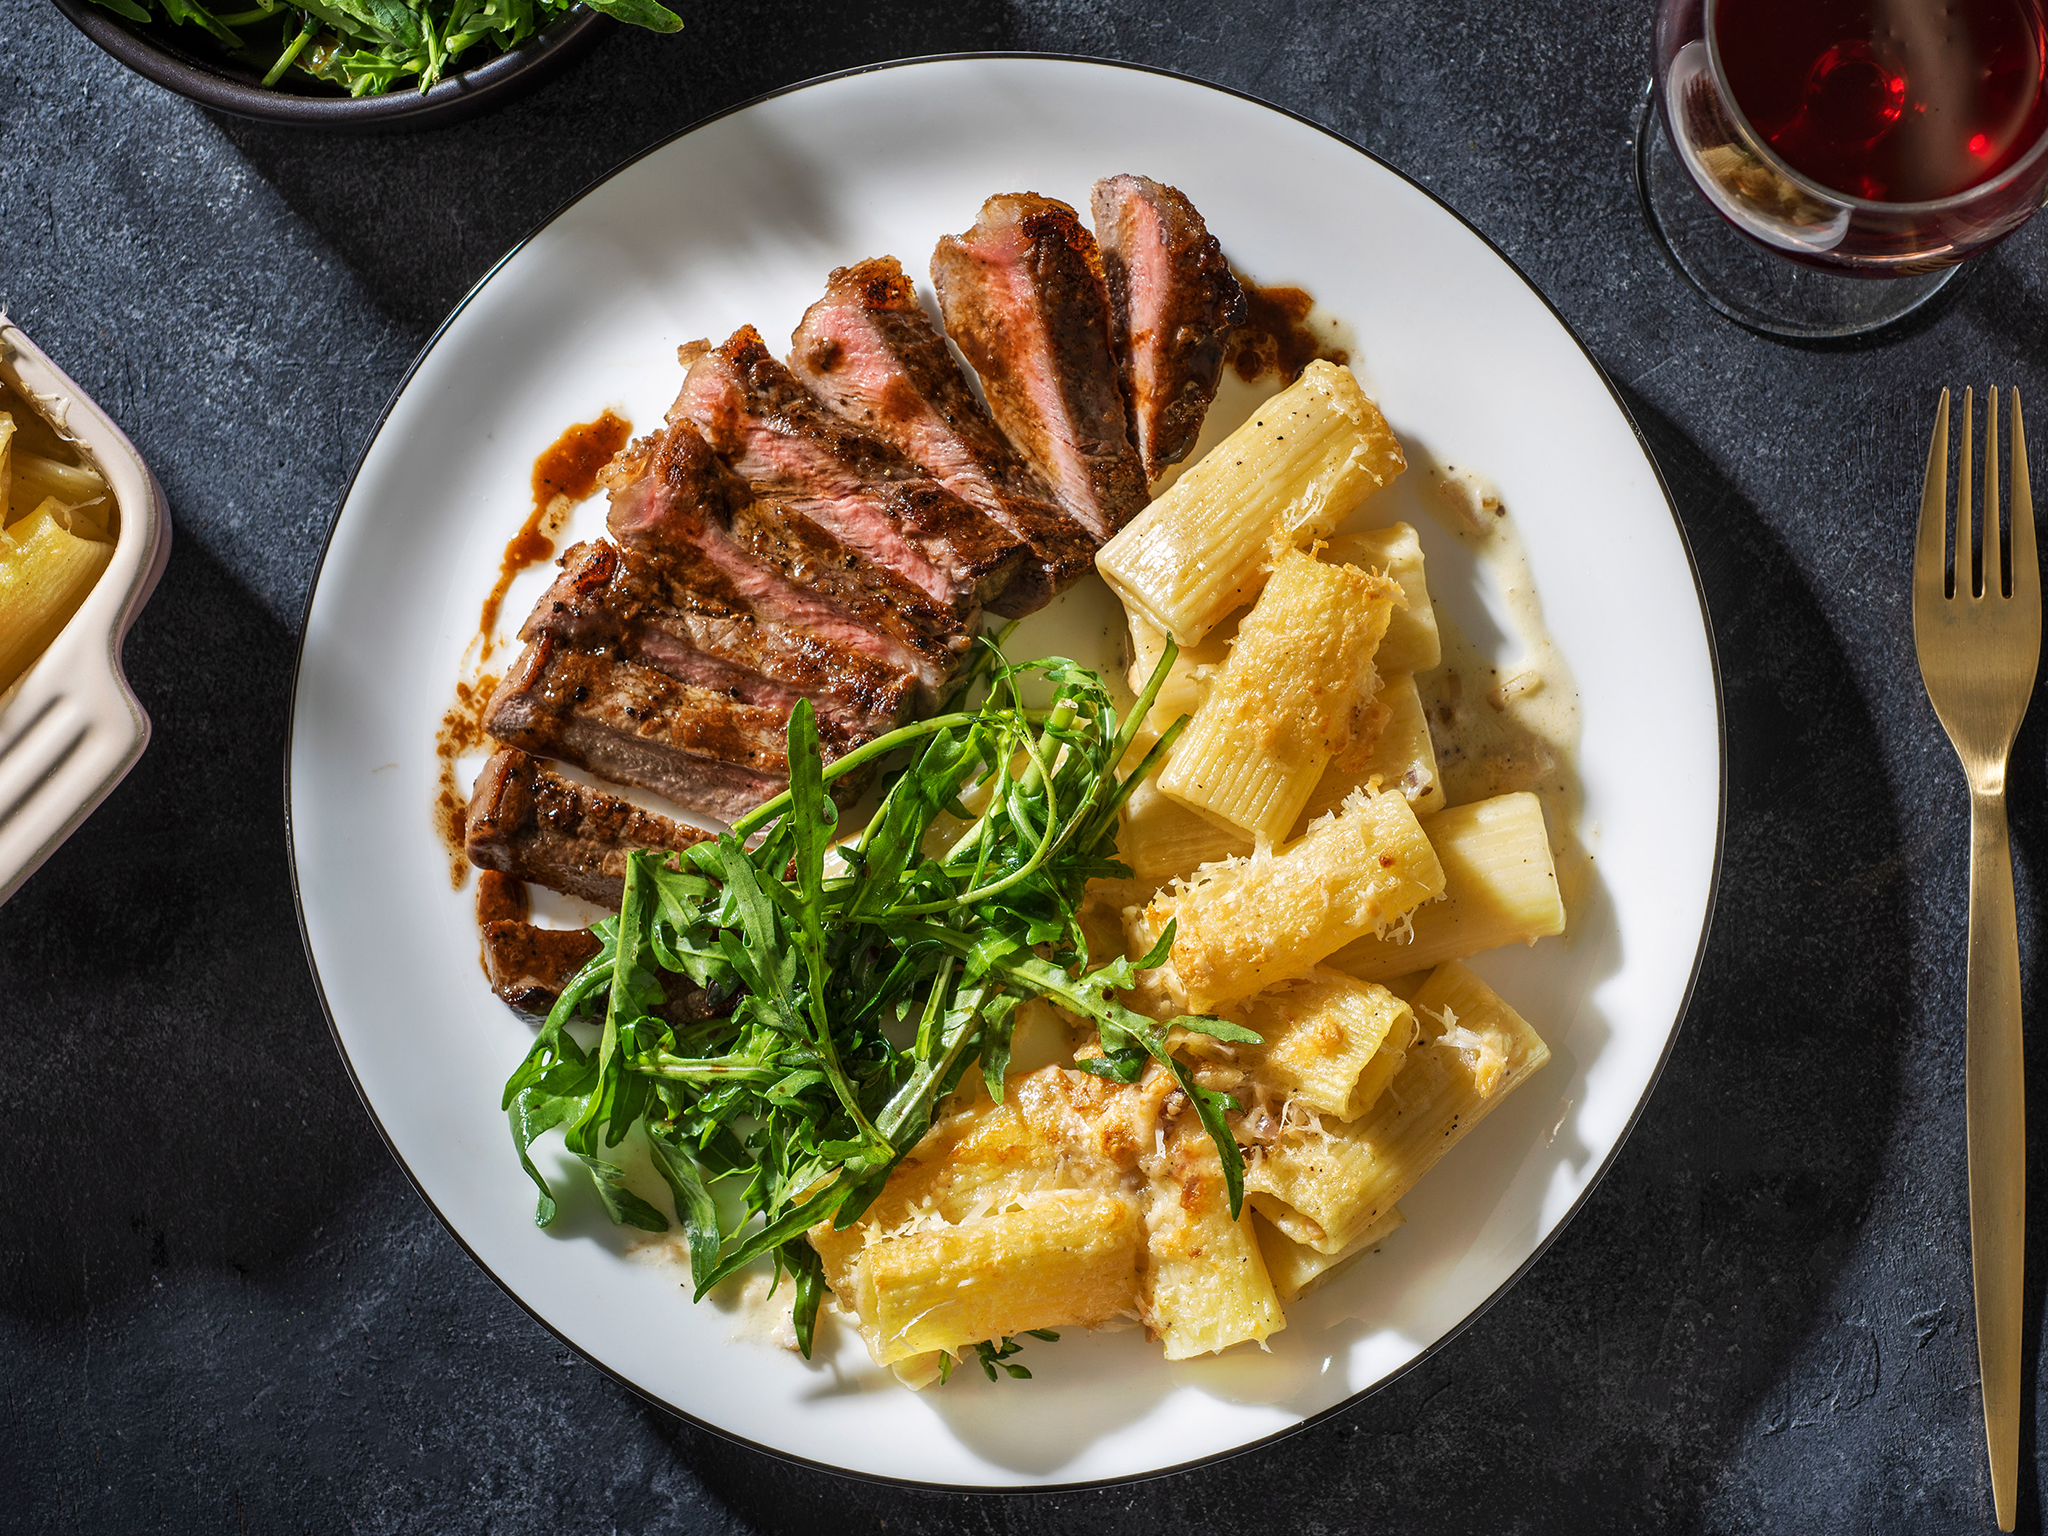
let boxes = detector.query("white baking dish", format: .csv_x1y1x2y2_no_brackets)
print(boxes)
0,315,170,907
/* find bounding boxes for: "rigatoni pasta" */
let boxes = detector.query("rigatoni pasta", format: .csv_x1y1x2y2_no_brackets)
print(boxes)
0,390,117,697
1159,545,1397,843
1144,1108,1285,1359
1245,960,1550,1254
1155,786,1445,1012
1095,361,1406,645
1299,671,1444,821
1126,610,1233,738
1327,792,1564,982
1320,523,1441,675
0,500,115,695
1255,1205,1407,1303
1237,967,1413,1121
858,1192,1144,1363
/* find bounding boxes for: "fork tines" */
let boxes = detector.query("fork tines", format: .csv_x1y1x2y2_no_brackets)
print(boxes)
1916,387,2038,610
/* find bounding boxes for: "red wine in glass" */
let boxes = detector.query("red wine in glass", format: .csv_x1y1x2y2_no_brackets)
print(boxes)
1647,0,2048,332
1717,0,2048,205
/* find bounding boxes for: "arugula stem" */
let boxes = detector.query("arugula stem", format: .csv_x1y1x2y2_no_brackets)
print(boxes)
629,1054,779,1083
729,710,981,839
260,9,317,85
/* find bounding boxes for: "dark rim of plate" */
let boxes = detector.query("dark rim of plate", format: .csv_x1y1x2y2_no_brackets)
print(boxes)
50,0,610,131
282,53,1730,1495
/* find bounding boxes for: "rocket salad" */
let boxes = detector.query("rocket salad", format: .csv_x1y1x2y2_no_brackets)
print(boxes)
84,0,679,95
500,641,1259,1359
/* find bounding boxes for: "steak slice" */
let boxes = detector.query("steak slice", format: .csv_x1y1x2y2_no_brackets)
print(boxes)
523,540,915,737
481,917,604,1012
676,326,1026,615
465,746,709,908
1090,175,1246,483
469,767,728,1017
930,194,1149,540
788,258,1095,616
605,416,966,702
483,633,866,825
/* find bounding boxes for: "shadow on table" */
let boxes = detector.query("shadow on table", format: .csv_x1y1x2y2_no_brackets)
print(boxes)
601,397,1918,1534
0,536,387,1321
203,0,1020,338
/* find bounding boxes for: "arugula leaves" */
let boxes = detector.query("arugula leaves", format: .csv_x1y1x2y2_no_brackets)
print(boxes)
499,643,1255,1372
86,0,680,97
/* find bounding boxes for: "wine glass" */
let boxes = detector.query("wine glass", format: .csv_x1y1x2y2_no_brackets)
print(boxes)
1638,0,2048,339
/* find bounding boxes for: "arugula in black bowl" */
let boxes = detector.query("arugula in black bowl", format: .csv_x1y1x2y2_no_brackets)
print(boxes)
81,0,677,96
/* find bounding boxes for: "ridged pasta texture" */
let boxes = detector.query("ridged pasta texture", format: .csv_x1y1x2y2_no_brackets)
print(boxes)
1329,792,1564,981
809,1066,1165,1377
1144,1111,1285,1359
1320,524,1441,675
1160,546,1398,844
1154,786,1445,1012
0,499,114,694
1246,960,1550,1254
1240,967,1416,1121
1095,360,1406,645
1255,1203,1406,1303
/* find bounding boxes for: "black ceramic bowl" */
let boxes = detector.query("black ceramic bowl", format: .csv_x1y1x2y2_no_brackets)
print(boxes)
52,0,610,131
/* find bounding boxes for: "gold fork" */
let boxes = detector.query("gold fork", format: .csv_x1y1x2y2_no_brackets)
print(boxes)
1913,386,2039,1532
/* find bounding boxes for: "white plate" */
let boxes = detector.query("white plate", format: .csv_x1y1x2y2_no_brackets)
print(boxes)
0,317,170,909
288,57,1722,1488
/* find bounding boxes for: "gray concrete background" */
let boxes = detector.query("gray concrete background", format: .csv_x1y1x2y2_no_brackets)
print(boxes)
3,0,2045,1529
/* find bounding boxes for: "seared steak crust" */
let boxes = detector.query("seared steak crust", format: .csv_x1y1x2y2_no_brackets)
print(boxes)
603,419,962,702
479,914,726,1019
789,257,1095,616
482,632,866,825
677,326,1025,615
1091,175,1245,482
468,760,725,1016
480,918,604,1012
930,194,1149,540
524,540,915,736
465,746,708,908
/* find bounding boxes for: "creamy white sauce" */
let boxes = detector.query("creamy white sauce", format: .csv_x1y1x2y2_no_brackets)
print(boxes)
620,1229,809,1352
1406,467,1590,917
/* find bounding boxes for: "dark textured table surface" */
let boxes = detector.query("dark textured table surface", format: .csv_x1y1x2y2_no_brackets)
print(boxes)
6,0,2048,1529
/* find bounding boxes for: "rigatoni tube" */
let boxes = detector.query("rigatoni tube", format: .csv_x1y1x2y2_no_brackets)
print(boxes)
1246,960,1549,1253
0,499,114,694
1239,966,1414,1121
1095,361,1405,645
1328,792,1563,981
1145,1110,1284,1358
1320,523,1441,675
1159,545,1397,844
1154,786,1445,1012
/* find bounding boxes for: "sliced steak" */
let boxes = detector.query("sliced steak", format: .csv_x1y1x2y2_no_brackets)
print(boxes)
480,915,727,1020
605,417,966,701
788,258,1095,616
481,918,604,1013
469,766,729,1017
466,746,709,908
930,194,1149,540
676,326,1025,615
1090,175,1246,483
483,633,866,825
523,540,916,736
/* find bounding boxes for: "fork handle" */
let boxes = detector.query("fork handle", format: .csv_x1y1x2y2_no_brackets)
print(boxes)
1968,783,2025,1533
